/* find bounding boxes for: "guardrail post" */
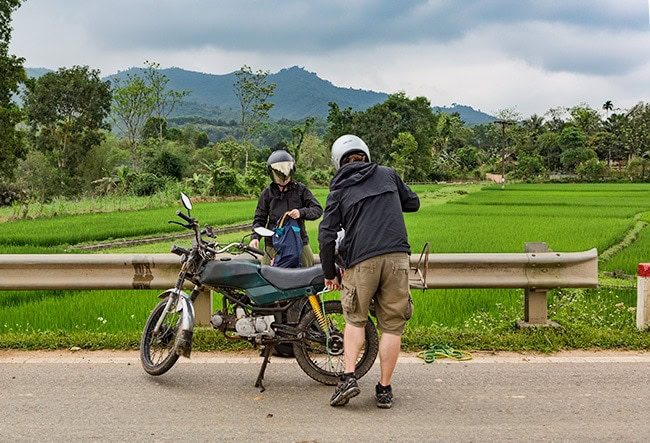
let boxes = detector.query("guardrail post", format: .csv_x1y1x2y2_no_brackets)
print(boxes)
194,289,213,326
518,242,559,328
637,264,650,330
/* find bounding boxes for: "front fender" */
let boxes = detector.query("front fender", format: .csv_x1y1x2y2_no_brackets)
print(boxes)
158,289,194,358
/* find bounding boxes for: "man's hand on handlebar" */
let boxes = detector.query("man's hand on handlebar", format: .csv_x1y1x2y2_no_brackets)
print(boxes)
324,278,340,291
249,239,260,249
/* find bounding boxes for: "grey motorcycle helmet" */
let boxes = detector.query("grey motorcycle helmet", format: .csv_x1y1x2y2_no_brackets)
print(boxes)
331,134,371,170
266,149,295,182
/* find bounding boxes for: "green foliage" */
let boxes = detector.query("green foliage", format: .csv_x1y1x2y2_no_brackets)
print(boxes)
144,147,184,180
194,131,209,149
559,126,595,171
576,158,608,181
241,160,268,194
111,72,154,171
513,153,545,179
201,159,245,196
130,172,167,196
0,0,26,182
455,145,482,171
14,150,59,206
233,65,276,141
309,169,332,186
23,65,112,194
390,132,419,180
143,61,189,142
142,117,167,140
327,92,436,179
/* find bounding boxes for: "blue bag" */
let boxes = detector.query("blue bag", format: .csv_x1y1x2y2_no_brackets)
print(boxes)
272,212,303,268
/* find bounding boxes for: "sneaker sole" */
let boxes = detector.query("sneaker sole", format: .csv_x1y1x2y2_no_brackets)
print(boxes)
330,386,361,407
376,402,392,409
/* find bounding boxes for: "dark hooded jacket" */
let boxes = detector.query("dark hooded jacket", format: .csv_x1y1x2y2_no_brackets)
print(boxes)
252,180,323,247
318,162,420,280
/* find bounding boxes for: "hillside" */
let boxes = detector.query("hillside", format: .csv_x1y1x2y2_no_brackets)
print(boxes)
26,66,494,124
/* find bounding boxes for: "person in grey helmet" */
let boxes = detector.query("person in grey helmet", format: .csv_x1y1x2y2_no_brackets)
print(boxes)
318,134,419,409
249,149,323,267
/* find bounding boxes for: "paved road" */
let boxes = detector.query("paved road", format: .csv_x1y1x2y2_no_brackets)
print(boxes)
2,351,650,442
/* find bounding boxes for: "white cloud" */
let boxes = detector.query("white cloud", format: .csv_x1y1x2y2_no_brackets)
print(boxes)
8,0,650,117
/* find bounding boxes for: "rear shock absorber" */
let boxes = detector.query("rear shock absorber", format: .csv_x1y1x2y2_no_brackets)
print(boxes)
308,294,329,332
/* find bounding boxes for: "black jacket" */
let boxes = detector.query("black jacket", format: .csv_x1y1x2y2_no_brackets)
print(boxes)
252,181,323,247
318,162,420,280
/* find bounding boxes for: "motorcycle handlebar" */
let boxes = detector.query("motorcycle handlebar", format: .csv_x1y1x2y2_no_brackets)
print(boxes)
175,210,194,224
246,245,264,256
170,244,191,256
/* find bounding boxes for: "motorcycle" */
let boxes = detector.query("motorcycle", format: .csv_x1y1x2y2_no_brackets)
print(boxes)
139,193,379,391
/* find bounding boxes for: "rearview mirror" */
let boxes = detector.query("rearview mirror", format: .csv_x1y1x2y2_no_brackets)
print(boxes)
253,227,274,237
180,192,193,211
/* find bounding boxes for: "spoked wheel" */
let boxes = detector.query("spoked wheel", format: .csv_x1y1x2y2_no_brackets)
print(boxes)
294,300,379,386
140,298,181,376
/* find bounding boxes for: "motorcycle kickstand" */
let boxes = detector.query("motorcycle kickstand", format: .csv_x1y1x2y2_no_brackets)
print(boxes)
254,344,274,393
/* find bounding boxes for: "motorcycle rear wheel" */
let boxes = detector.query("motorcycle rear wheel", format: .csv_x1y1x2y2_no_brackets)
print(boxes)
294,300,379,386
140,298,181,376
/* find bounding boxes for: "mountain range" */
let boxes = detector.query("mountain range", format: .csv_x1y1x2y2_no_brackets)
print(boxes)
26,66,495,125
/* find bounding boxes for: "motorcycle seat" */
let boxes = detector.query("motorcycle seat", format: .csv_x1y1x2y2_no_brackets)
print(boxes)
260,265,325,291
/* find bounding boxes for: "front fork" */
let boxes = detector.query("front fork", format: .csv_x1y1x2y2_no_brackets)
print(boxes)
152,285,198,358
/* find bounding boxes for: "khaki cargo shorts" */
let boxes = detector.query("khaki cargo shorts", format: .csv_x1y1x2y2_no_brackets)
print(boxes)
340,252,414,335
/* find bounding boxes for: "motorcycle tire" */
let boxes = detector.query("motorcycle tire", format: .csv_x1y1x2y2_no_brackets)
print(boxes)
293,300,379,386
140,298,181,376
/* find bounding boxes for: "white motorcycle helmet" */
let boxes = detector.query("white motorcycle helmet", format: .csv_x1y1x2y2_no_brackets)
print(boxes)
331,134,371,170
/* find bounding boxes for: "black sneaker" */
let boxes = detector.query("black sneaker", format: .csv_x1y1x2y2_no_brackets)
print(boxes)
330,375,360,407
375,383,393,409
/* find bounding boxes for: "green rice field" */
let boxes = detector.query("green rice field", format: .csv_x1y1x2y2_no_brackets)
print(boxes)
1,183,650,351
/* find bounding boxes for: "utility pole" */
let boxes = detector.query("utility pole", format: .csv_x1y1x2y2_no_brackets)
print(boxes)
494,119,513,190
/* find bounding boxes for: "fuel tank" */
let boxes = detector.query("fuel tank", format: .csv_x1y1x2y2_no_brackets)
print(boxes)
198,258,322,305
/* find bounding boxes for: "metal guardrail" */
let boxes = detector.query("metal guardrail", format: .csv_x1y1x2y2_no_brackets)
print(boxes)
0,243,598,327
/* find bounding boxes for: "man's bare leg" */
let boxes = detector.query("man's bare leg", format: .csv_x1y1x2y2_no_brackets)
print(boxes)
378,332,401,386
343,324,365,373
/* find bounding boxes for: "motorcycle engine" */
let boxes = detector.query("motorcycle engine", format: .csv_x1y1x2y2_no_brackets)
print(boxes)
234,307,275,339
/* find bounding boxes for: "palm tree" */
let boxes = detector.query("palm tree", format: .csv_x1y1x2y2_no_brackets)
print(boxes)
602,100,613,120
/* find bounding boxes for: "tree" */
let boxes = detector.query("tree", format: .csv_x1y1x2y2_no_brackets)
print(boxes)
194,131,209,149
327,92,437,180
15,150,58,214
568,105,601,136
602,100,614,120
233,65,276,168
390,132,419,180
0,0,26,182
559,126,596,171
623,102,650,162
537,131,562,172
112,73,155,172
142,117,167,140
143,61,189,142
23,65,112,193
513,153,545,179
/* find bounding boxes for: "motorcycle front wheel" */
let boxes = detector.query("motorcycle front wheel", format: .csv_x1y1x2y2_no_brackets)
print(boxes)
294,300,379,386
140,298,181,376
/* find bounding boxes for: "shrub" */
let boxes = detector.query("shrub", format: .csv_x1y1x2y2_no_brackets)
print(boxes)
130,173,167,196
576,158,608,182
309,169,332,186
242,161,268,194
145,148,184,180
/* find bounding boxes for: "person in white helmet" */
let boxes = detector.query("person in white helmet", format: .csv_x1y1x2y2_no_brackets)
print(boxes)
250,149,323,267
318,134,420,409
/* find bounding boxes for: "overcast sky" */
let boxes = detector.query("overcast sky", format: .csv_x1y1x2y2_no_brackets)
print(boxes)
9,0,650,117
